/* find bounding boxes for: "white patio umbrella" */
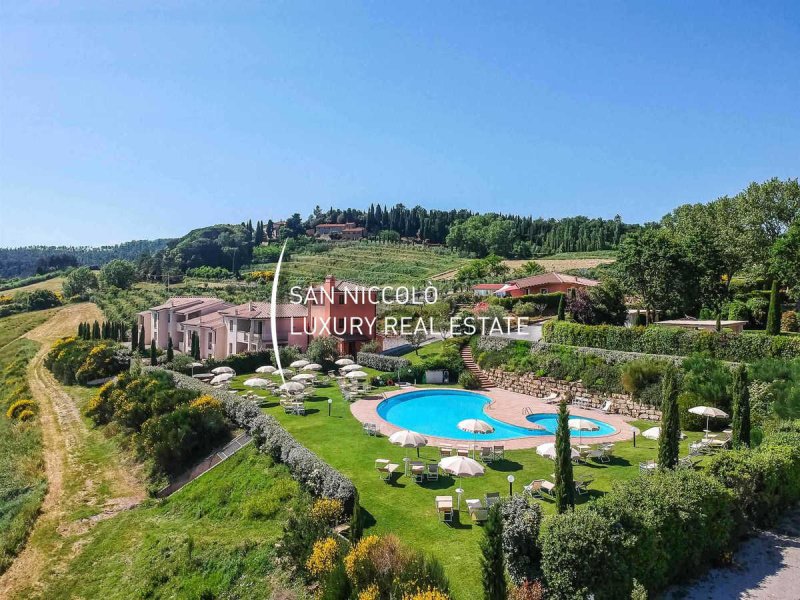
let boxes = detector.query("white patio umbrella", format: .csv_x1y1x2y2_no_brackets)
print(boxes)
457,419,495,459
569,418,600,444
688,406,729,435
345,370,368,380
290,359,310,368
335,358,354,366
279,381,305,393
340,363,363,372
303,363,322,371
210,373,234,384
642,426,687,441
243,378,271,388
211,366,235,375
536,442,579,460
389,430,428,459
439,455,485,508
256,365,276,374
292,373,315,382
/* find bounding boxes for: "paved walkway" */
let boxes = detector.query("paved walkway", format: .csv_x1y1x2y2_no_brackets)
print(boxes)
350,386,634,450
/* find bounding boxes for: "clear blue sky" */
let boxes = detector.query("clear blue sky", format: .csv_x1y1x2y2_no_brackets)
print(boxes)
1,1,798,246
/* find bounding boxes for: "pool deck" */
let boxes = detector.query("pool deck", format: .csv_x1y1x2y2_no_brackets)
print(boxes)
350,386,636,450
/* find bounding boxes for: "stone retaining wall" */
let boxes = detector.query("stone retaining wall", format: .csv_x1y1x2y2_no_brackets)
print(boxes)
487,368,662,420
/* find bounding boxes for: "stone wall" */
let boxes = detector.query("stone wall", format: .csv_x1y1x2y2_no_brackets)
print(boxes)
487,368,662,420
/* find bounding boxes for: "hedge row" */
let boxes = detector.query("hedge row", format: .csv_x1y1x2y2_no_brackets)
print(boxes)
543,320,800,362
356,352,411,372
495,292,564,312
154,368,357,512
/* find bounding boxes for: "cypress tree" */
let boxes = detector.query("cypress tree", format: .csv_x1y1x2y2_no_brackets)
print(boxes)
557,295,565,321
193,332,201,360
715,312,722,333
480,504,507,600
77,323,83,338
731,365,751,448
554,398,574,513
138,326,146,353
131,322,137,345
766,280,781,335
92,320,101,339
167,336,174,362
150,339,157,365
658,365,681,469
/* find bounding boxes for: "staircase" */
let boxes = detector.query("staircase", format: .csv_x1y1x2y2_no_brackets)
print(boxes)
461,345,495,389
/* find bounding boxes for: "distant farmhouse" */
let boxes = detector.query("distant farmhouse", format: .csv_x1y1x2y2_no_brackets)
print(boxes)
472,272,600,298
315,222,365,240
138,276,378,359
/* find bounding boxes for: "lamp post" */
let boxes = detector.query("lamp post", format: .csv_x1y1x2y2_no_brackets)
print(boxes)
327,398,332,416
507,474,515,496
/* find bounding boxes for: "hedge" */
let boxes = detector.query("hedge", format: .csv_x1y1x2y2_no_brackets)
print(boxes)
495,292,564,313
356,352,410,372
543,320,800,362
153,368,357,513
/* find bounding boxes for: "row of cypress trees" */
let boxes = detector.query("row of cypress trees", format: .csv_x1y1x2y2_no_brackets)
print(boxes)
76,320,128,342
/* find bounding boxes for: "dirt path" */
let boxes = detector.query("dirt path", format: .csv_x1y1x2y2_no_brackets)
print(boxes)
0,303,146,598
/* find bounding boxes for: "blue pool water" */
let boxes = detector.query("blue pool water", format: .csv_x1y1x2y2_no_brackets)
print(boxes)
377,389,616,441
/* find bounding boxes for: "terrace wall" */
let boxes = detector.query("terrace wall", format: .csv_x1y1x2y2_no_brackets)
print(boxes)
487,367,662,421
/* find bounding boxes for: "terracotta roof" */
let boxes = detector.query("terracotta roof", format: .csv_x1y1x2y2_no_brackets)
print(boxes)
508,272,599,289
181,312,226,329
219,302,308,319
150,296,228,311
308,278,372,293
472,283,505,291
174,298,232,316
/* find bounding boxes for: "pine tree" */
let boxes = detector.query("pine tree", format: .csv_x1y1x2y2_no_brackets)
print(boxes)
658,365,680,469
150,340,157,366
167,336,174,362
554,398,574,513
138,326,146,353
480,504,507,600
731,364,751,448
766,280,781,336
92,320,101,339
557,295,565,321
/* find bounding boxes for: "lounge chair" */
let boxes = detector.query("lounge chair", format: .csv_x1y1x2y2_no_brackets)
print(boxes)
425,463,439,481
639,461,657,474
707,435,731,450
457,445,470,457
471,508,489,524
485,492,501,507
574,477,593,495
375,459,399,482
678,456,701,470
363,422,379,436
599,400,615,414
439,446,453,458
492,444,505,460
524,479,555,498
479,446,494,463
435,495,453,523
410,460,425,483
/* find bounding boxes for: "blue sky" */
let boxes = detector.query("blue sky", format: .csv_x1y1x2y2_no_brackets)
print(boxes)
1,1,798,246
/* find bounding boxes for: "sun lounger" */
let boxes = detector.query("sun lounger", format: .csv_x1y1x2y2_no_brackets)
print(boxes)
492,445,505,460
639,461,657,474
410,461,425,483
678,456,701,470
485,492,501,507
457,445,470,457
707,435,731,450
599,400,615,414
439,447,453,458
363,422,379,436
574,477,593,495
426,463,439,480
435,495,453,523
375,459,400,482
479,446,494,463
524,479,555,498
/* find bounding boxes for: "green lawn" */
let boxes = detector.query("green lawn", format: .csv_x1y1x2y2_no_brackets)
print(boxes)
0,308,59,349
33,445,304,599
226,372,707,599
401,340,448,364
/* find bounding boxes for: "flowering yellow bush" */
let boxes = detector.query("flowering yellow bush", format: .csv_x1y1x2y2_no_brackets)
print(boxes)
403,588,450,600
0,294,13,305
310,497,344,525
17,409,35,422
358,584,380,600
190,395,223,411
245,270,275,284
305,537,341,577
6,398,35,419
344,535,381,581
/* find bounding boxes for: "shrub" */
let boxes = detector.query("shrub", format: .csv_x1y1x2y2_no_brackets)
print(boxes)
85,381,116,424
746,296,770,328
16,409,35,421
357,352,411,372
45,337,130,385
6,398,35,419
620,359,664,399
496,292,564,314
500,495,543,584
541,510,632,600
306,537,343,578
459,371,480,389
727,299,750,322
542,320,800,361
310,497,344,526
783,311,799,333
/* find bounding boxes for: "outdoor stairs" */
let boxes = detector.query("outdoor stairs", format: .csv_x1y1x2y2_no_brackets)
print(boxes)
461,345,495,389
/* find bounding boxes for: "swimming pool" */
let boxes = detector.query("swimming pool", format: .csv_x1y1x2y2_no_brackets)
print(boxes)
376,389,616,441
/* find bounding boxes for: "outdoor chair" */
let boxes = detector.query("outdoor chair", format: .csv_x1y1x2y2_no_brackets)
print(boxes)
363,422,379,436
425,463,439,480
457,446,470,457
574,477,593,495
439,447,453,458
678,456,701,470
492,445,505,460
470,508,489,524
376,459,399,482
599,400,615,413
639,460,657,474
435,496,453,523
485,492,501,507
410,460,425,483
479,446,494,463
523,479,543,499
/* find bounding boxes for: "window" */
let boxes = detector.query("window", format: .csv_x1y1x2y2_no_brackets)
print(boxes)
540,288,548,294
229,320,233,331
207,332,212,350
338,294,345,305
167,312,171,323
254,321,262,334
229,343,233,354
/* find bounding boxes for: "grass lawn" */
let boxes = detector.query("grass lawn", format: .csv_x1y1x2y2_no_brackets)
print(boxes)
0,308,60,349
226,372,708,599
35,445,304,599
401,340,448,364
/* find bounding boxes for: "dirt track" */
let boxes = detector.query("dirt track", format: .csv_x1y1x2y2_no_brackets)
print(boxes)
0,303,146,598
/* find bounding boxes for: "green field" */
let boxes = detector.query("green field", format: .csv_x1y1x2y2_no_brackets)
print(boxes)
269,241,468,286
0,334,44,574
538,250,619,260
224,370,706,599
31,445,304,599
0,308,59,349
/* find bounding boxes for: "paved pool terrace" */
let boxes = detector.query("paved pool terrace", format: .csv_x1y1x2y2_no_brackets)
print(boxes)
351,386,636,450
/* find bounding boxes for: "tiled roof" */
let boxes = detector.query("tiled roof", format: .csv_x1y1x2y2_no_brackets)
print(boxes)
174,298,232,316
219,302,308,319
181,312,226,328
508,272,599,289
150,296,227,311
472,283,505,290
